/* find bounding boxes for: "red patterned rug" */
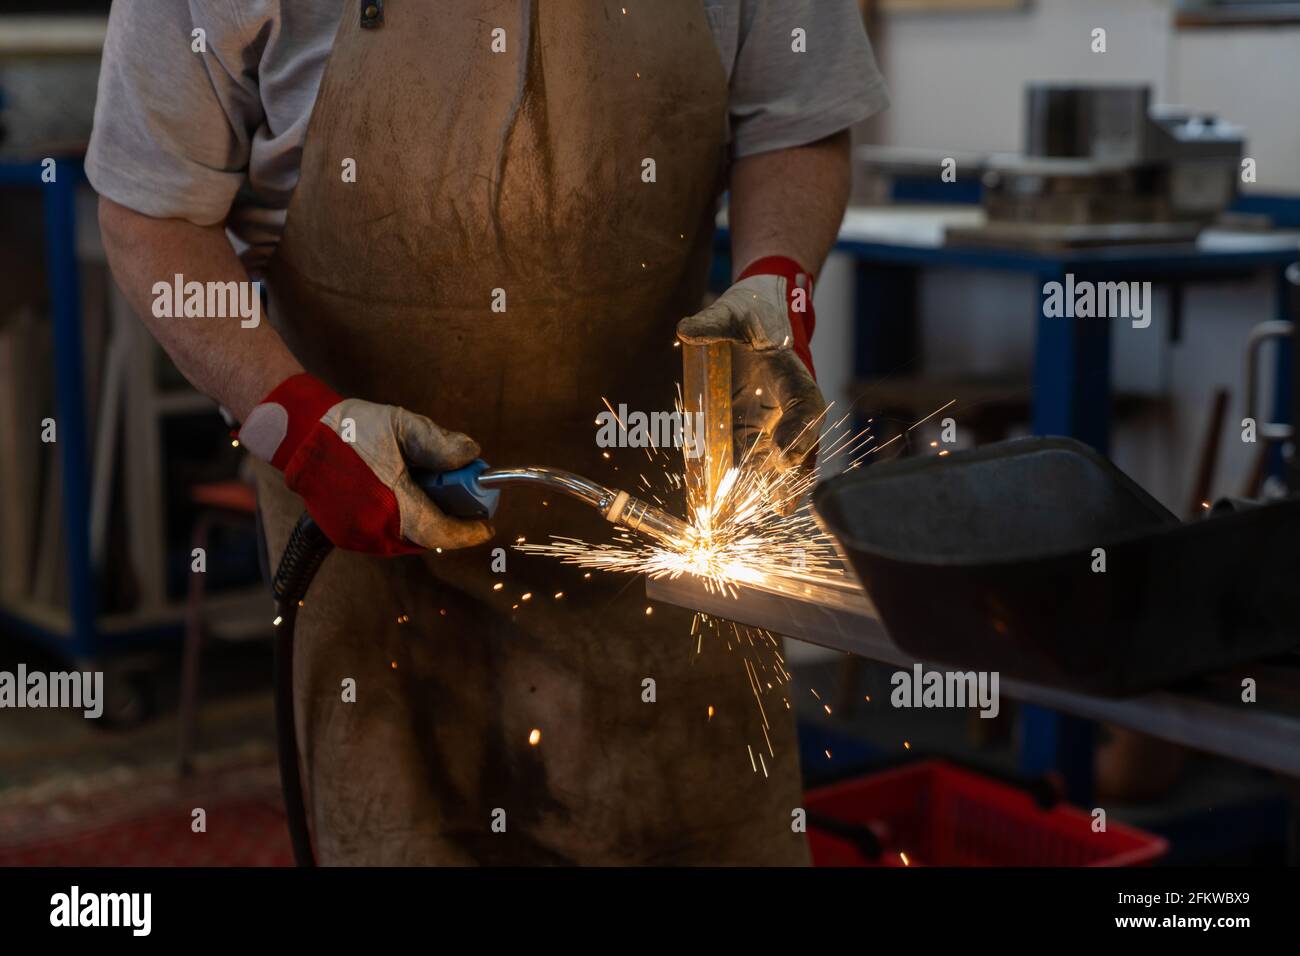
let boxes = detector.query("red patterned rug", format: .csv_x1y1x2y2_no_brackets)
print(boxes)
0,756,293,866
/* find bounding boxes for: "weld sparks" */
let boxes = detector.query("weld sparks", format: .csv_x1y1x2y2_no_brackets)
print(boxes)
518,398,954,598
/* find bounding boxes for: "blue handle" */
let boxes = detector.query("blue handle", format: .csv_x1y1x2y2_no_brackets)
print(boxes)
413,459,499,520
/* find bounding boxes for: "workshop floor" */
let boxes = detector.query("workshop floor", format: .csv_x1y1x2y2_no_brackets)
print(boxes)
0,633,290,866
1,631,1291,866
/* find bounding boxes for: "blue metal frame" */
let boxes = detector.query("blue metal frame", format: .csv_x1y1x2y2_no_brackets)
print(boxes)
0,156,97,659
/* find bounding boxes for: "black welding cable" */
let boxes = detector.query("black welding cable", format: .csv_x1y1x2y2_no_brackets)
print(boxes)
271,514,333,868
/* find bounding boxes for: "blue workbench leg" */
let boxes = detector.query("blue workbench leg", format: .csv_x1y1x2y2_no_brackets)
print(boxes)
44,163,97,659
1022,266,1111,804
854,261,919,379
1031,267,1113,453
1019,704,1096,806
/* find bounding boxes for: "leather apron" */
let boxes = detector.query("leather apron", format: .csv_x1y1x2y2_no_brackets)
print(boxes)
257,0,808,865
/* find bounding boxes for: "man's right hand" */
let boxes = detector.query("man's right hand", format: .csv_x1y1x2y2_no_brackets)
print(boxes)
238,373,493,556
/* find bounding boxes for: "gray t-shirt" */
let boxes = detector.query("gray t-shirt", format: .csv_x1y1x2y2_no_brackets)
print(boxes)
87,0,888,271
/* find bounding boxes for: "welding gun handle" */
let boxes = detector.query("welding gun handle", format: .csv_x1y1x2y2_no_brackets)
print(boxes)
411,459,500,521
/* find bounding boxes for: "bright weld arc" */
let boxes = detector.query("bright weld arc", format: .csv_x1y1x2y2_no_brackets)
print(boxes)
518,396,956,599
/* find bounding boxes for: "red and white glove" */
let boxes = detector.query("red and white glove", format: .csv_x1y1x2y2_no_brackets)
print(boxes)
238,374,493,556
677,255,826,496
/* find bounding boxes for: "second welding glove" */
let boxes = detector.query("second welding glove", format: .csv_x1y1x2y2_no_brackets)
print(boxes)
238,373,493,556
677,255,826,507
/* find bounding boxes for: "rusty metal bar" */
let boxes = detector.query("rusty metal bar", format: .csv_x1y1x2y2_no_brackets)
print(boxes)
681,341,733,523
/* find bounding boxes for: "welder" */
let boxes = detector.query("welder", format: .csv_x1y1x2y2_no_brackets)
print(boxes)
88,1,888,864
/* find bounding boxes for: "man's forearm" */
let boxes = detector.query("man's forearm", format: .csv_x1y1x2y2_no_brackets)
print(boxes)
728,130,851,279
98,197,302,422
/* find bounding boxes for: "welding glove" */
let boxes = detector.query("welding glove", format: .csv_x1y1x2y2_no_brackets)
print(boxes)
238,373,493,556
677,255,826,508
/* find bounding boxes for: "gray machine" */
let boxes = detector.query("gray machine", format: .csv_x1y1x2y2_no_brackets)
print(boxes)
946,84,1245,248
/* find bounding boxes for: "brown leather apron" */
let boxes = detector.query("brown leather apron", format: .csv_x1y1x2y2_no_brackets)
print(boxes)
256,0,808,865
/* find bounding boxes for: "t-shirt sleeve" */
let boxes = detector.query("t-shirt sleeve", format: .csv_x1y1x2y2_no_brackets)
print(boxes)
728,0,889,158
86,0,265,225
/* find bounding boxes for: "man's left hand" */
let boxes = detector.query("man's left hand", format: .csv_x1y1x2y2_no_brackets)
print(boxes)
677,256,825,510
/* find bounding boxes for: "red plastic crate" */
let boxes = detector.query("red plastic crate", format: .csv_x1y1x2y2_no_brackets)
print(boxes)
805,760,1167,867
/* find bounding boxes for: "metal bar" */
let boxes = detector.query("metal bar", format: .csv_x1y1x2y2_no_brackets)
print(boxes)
1018,704,1095,806
43,160,97,659
1032,267,1113,452
681,341,732,522
1269,266,1295,481
648,572,889,658
1027,266,1107,797
646,573,1300,778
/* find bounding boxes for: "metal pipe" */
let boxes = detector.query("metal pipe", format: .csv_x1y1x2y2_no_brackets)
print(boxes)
1244,320,1294,443
681,341,733,521
477,466,691,547
478,466,616,511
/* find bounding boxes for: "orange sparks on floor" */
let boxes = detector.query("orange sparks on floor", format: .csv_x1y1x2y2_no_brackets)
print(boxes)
521,592,532,601
900,851,911,866
644,606,653,615
390,661,397,669
528,728,541,746
903,740,911,750
824,749,832,759
707,705,715,720
554,591,564,599
493,582,504,591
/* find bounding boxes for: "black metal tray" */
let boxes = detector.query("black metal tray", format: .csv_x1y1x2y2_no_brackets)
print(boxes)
813,437,1300,696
